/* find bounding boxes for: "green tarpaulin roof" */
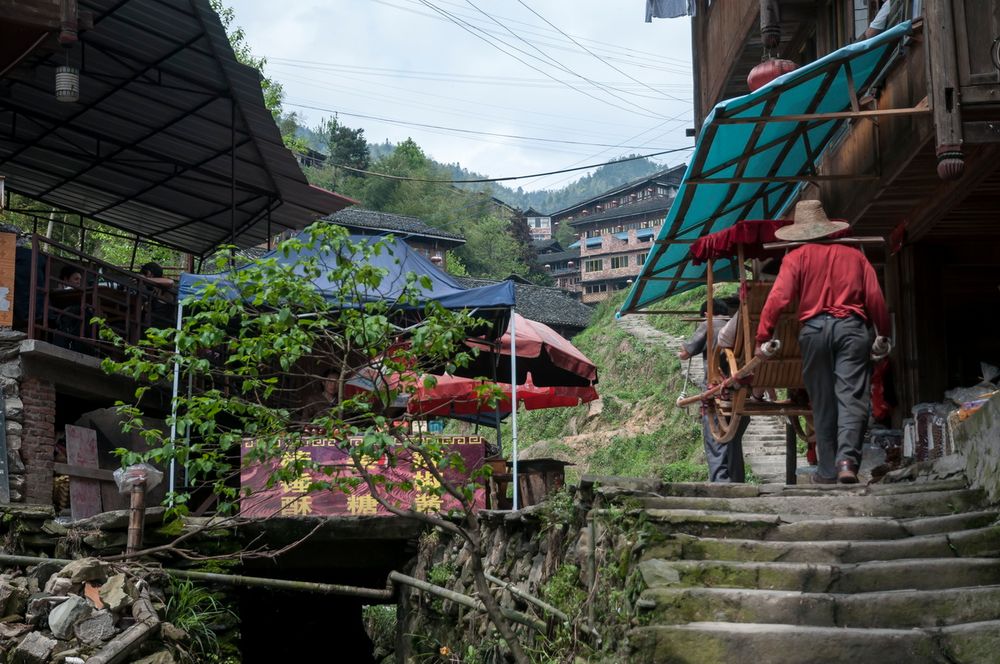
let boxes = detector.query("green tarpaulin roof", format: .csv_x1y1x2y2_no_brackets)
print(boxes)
620,21,913,314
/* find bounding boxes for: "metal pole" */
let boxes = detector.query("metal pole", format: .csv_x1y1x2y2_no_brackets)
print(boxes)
167,302,184,503
510,311,518,511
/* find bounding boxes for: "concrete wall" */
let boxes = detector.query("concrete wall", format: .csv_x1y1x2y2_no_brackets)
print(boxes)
952,394,1000,502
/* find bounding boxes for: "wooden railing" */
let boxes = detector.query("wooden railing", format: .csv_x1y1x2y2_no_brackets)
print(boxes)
21,235,177,357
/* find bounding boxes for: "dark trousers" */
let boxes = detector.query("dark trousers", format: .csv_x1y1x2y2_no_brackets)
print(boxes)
703,414,750,482
798,314,873,480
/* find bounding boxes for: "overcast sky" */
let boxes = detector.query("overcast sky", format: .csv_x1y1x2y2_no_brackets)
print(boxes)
230,0,695,191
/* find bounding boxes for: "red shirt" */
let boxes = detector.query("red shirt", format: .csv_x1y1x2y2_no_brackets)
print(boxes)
756,243,890,343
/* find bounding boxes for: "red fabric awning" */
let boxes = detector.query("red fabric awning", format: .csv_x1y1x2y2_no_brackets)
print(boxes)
410,374,597,417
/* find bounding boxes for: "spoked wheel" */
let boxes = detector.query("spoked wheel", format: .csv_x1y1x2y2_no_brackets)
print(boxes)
706,388,747,443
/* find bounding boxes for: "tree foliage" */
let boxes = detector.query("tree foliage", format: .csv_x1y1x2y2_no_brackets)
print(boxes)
100,223,531,661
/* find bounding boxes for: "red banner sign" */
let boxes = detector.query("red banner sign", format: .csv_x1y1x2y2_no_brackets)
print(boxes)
239,435,486,517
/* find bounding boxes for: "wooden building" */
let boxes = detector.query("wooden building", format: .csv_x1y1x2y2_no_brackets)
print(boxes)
636,0,1000,416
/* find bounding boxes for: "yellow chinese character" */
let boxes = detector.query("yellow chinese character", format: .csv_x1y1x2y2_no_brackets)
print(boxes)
280,475,312,494
413,470,441,492
280,495,313,516
346,494,379,515
414,493,443,513
280,450,310,469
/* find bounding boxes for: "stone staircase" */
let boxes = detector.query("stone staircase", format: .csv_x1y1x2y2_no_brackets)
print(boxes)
620,476,1000,663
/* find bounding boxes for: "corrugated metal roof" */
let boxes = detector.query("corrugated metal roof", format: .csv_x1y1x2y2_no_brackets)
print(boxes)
621,22,912,313
0,0,355,256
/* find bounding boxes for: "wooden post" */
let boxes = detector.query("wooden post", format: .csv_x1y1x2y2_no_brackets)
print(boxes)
925,0,965,179
705,259,716,384
126,479,147,555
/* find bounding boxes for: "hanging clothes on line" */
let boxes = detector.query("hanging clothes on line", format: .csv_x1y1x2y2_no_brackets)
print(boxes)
645,0,695,22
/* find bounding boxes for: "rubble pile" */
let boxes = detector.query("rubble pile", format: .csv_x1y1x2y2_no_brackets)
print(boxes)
0,558,179,664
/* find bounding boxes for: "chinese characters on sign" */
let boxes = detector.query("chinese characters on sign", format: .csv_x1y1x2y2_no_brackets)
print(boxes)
240,435,486,517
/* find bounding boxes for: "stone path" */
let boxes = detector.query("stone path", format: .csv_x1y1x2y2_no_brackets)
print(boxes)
617,314,801,483
592,475,1000,663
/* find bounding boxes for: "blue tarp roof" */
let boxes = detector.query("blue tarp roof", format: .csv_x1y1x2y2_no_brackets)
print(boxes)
621,22,912,314
178,233,515,311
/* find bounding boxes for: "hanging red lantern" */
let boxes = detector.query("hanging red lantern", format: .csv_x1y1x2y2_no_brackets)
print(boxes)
748,58,798,92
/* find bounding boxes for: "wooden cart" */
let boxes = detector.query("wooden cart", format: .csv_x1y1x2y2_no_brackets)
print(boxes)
674,221,815,479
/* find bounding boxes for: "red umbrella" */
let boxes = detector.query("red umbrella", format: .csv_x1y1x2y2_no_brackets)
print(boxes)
409,373,598,417
462,313,598,387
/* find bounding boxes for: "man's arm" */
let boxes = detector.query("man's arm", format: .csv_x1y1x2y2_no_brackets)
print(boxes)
862,260,890,336
717,311,739,349
755,251,800,344
681,321,709,358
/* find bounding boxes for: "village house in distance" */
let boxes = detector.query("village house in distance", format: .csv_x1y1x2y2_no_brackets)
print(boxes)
551,166,685,303
325,208,465,266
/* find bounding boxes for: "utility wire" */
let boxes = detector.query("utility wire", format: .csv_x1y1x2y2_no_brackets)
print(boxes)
325,146,694,184
285,102,683,150
514,0,688,103
370,0,693,70
459,0,678,109
412,0,665,120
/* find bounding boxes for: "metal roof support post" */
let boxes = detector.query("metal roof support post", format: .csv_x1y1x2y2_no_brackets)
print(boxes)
230,97,237,247
167,301,184,505
510,310,519,511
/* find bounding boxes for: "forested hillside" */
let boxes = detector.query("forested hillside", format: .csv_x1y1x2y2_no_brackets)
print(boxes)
295,123,669,213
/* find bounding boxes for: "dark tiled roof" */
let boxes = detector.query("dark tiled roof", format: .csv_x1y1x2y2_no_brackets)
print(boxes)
551,164,686,218
532,238,563,253
538,249,579,264
568,196,674,227
324,208,465,244
455,277,592,330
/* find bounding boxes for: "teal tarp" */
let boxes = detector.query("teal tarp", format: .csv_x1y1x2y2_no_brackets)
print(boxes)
620,21,912,314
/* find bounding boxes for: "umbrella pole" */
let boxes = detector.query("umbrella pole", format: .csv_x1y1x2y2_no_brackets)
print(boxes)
167,301,184,506
511,312,519,511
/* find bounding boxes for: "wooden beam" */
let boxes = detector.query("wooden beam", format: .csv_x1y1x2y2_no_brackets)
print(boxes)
53,462,116,483
762,236,886,250
715,107,932,124
688,174,881,184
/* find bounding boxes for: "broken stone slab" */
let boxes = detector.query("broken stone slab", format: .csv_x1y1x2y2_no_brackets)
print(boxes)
98,574,134,614
74,609,116,646
25,593,61,625
159,622,187,644
10,631,57,664
57,558,109,584
0,623,32,639
133,651,176,664
47,595,94,640
0,578,32,616
44,575,75,596
27,561,62,590
4,396,23,419
69,507,166,531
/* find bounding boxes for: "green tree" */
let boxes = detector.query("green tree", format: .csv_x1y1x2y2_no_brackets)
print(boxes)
458,216,531,280
101,224,531,663
320,116,370,171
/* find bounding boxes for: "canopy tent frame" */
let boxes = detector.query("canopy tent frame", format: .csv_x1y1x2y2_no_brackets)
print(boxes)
620,21,915,313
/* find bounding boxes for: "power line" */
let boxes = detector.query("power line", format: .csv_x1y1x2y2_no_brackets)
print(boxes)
369,0,693,70
285,101,686,150
513,0,687,103
411,0,665,120
325,146,694,184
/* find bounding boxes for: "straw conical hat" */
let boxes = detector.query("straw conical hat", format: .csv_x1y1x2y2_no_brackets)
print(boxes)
775,201,850,241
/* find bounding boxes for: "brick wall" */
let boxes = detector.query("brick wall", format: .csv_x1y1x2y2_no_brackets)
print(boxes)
20,376,55,505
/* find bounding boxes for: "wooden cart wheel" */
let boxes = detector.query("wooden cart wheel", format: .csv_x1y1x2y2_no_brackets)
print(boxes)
707,389,747,444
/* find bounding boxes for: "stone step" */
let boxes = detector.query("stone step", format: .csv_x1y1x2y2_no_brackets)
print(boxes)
637,557,1000,593
647,477,970,499
639,585,1000,629
627,620,1000,664
636,488,987,518
656,523,1000,563
644,508,1000,541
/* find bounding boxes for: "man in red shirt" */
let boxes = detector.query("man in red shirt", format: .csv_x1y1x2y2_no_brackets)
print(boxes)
756,201,891,484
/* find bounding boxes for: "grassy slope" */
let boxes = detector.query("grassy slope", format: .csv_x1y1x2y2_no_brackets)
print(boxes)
500,293,711,485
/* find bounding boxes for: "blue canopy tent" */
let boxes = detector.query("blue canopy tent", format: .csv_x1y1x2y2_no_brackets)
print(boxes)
620,22,915,313
171,232,533,508
178,234,515,314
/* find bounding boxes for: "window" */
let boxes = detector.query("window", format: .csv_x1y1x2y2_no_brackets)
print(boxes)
584,259,603,273
636,253,647,266
585,283,609,294
611,256,628,269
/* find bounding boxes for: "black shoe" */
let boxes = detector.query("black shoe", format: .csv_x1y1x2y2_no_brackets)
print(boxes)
811,472,837,485
837,460,859,484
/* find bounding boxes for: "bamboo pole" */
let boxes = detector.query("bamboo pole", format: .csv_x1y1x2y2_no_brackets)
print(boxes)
389,571,545,632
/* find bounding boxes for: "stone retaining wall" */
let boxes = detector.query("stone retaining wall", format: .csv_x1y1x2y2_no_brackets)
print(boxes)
953,394,1000,501
1,330,28,503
